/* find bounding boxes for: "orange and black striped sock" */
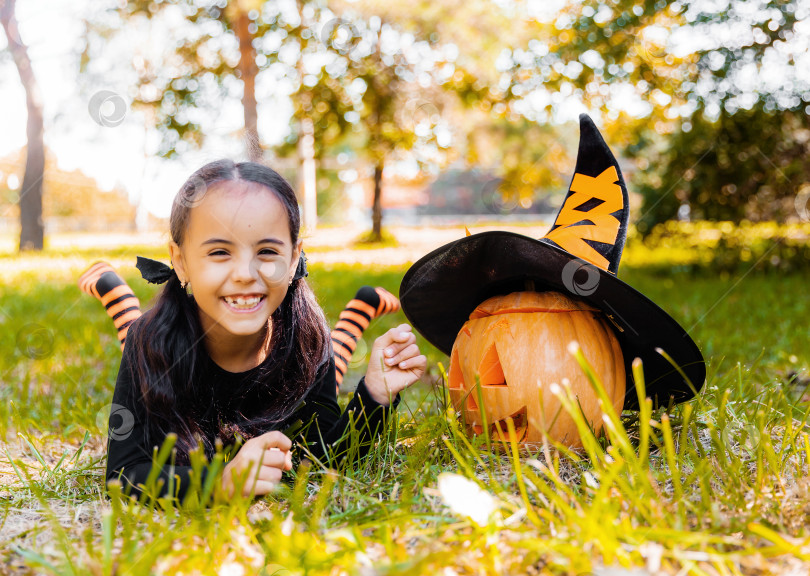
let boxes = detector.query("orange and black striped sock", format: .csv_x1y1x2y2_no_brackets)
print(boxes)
78,262,142,350
331,286,400,392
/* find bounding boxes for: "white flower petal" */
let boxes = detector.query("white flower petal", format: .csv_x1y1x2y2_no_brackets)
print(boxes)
437,472,496,526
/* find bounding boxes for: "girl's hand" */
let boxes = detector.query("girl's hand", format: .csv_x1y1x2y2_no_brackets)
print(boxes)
220,431,293,498
364,324,427,406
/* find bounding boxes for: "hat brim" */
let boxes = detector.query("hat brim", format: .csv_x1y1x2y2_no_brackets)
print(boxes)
399,231,706,410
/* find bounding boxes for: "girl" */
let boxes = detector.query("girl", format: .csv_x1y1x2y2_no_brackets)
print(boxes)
96,159,426,502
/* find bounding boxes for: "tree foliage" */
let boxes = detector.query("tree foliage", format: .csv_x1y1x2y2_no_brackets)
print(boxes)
494,0,810,227
83,0,278,159
632,107,810,231
77,0,810,231
465,117,576,213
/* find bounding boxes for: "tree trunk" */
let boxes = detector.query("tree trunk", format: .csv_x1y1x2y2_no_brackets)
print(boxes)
235,8,261,162
297,117,317,231
371,162,384,242
293,0,317,230
1,0,45,251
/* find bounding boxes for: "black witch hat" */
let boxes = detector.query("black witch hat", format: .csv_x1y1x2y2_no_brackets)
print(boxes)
399,114,705,410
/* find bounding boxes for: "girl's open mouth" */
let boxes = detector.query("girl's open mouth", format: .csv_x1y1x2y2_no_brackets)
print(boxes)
222,295,265,313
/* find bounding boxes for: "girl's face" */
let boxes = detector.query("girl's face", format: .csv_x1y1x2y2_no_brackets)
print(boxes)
169,181,301,347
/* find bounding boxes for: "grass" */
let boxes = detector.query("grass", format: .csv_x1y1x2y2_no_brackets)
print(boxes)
350,228,401,248
1,238,810,575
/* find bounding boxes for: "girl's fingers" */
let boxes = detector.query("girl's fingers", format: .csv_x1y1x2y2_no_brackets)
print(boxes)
385,343,420,366
258,431,292,451
249,479,281,496
394,326,415,343
261,447,289,468
379,325,413,348
398,354,427,371
383,332,417,361
243,462,281,483
256,465,283,484
392,323,412,336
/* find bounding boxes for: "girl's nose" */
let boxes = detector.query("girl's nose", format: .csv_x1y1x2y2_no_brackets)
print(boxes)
232,257,258,283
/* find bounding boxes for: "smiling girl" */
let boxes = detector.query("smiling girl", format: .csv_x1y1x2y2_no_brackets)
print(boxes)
101,160,426,502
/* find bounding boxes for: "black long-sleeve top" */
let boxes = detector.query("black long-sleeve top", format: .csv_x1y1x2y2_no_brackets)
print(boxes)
105,340,400,503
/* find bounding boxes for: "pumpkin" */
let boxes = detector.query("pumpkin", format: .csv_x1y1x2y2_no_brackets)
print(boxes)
447,291,625,448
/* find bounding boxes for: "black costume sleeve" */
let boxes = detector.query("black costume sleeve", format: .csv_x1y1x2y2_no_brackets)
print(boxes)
105,341,208,503
289,356,402,467
105,345,401,503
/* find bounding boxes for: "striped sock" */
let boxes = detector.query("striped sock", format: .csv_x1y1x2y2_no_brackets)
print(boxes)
78,262,142,350
331,286,400,392
374,286,400,316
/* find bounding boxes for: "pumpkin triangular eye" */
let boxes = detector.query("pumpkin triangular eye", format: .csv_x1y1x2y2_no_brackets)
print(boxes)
478,343,506,387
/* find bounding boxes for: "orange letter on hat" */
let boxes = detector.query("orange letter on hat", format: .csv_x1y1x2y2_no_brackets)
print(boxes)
544,167,623,271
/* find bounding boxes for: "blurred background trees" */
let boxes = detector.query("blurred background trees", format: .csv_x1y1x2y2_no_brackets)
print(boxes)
0,147,135,232
2,0,809,250
1,0,44,250
494,0,810,231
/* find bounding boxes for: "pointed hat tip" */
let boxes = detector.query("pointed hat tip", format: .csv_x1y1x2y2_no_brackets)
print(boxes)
542,110,629,274
578,113,598,133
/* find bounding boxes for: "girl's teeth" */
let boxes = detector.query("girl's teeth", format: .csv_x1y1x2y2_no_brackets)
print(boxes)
225,296,262,308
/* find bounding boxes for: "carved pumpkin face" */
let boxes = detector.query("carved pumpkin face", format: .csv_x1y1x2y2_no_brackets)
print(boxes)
447,291,625,448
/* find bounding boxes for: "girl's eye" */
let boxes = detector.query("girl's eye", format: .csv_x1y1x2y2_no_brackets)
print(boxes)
209,250,228,256
259,249,279,256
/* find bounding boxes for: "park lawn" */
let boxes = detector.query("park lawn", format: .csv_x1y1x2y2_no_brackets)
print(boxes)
0,249,809,575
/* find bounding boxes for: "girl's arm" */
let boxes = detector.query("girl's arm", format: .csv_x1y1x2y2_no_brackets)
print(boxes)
292,355,401,466
294,324,425,466
105,344,206,502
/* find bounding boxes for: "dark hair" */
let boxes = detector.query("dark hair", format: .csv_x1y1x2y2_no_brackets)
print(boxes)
126,160,329,464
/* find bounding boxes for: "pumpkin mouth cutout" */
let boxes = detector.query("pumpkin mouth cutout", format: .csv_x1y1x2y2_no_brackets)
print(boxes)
470,408,528,442
491,407,529,443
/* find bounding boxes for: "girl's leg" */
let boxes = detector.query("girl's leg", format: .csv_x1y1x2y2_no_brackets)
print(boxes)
78,262,142,350
331,286,400,392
